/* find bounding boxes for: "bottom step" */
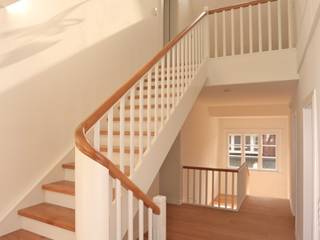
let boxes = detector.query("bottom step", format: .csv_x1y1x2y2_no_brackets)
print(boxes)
0,229,50,240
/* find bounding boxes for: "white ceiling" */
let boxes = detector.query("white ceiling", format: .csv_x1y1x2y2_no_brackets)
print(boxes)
199,80,298,107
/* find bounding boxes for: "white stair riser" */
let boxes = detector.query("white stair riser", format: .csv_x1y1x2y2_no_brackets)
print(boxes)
44,191,75,209
64,169,75,182
21,217,75,240
100,135,148,147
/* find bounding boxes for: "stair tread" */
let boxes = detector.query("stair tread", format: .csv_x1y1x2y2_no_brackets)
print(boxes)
61,162,130,176
62,162,75,170
18,203,75,232
42,181,75,196
0,230,51,240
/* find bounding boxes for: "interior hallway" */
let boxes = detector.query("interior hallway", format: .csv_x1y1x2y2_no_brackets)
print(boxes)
167,196,295,240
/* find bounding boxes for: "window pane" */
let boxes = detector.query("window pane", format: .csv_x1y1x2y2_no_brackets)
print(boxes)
234,135,241,144
262,158,276,169
246,157,258,169
245,135,259,145
262,134,276,145
263,146,276,157
230,156,241,167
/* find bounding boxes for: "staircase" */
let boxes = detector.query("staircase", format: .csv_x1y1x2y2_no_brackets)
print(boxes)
0,0,295,238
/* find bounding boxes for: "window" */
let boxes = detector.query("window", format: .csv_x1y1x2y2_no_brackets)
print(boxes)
228,133,278,170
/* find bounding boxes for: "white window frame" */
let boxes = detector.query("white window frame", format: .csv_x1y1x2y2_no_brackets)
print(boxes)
227,132,279,171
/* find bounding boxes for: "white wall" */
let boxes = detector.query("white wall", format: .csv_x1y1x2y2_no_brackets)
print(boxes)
293,0,320,239
180,93,291,199
0,0,164,227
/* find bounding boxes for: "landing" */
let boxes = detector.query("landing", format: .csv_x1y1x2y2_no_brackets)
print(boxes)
167,196,295,240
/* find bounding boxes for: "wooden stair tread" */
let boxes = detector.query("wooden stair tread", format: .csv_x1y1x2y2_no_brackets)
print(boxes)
100,145,141,154
42,181,75,196
61,162,130,176
0,230,50,240
18,203,75,232
62,162,75,170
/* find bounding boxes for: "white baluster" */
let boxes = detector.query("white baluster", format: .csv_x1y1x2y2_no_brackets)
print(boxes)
93,121,100,151
240,7,244,54
218,171,221,208
147,71,152,148
128,190,133,240
249,5,253,53
187,169,189,203
153,196,166,240
166,51,171,119
258,3,263,52
148,208,153,240
172,46,176,109
181,39,185,95
177,43,181,103
154,63,159,136
268,1,272,51
116,179,121,240
278,0,282,49
139,200,144,240
120,97,125,172
288,0,293,48
192,29,196,78
205,170,208,205
225,172,228,209
214,13,218,58
129,88,135,175
188,33,192,85
231,9,235,56
232,172,235,210
193,169,196,204
161,58,165,128
139,79,144,161
222,10,226,56
107,109,113,161
212,170,215,207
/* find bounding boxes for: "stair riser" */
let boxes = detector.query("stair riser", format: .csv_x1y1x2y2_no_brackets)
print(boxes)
21,217,75,240
100,135,148,147
44,191,75,209
64,169,75,182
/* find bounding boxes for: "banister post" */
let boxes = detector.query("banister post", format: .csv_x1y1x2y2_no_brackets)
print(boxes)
75,148,110,240
203,6,210,59
152,196,166,240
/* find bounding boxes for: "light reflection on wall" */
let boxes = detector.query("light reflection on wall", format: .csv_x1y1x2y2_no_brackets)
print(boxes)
6,0,29,14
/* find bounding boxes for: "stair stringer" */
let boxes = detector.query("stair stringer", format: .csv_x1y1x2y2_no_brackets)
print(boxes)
76,60,209,240
132,60,209,195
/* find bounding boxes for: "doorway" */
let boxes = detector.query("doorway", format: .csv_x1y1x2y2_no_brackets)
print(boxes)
302,90,319,240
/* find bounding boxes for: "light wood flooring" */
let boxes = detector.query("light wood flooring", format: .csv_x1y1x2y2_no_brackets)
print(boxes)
167,196,295,240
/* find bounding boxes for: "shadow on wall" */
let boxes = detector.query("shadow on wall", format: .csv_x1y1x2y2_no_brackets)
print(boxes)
0,11,161,223
0,0,89,68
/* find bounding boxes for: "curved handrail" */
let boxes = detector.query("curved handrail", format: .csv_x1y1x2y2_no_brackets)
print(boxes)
75,11,207,215
208,0,277,14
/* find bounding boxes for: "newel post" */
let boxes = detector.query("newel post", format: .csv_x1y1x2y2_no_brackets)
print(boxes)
153,196,167,240
75,148,110,240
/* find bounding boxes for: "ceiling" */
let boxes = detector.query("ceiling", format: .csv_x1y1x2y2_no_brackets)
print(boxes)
199,80,298,107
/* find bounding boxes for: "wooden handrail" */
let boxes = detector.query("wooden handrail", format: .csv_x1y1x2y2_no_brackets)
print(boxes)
75,11,208,215
183,162,248,173
208,0,277,14
183,166,239,173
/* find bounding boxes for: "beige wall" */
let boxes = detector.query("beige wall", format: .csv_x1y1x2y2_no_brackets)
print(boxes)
293,0,320,237
181,94,291,199
0,0,164,223
159,135,183,204
217,117,290,199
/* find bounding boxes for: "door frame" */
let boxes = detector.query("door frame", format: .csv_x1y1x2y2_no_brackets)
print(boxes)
302,89,319,239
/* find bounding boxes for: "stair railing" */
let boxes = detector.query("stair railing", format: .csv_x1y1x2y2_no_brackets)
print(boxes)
208,0,294,58
75,10,209,240
182,163,249,211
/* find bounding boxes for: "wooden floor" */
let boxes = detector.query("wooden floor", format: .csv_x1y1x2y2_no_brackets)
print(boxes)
167,196,295,240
